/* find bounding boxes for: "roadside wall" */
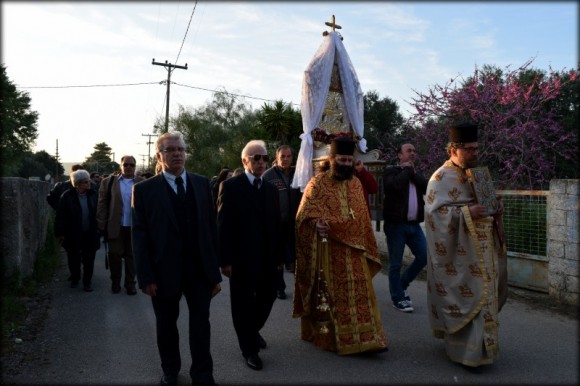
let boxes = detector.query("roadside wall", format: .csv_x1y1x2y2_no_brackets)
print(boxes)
547,179,579,306
1,178,51,279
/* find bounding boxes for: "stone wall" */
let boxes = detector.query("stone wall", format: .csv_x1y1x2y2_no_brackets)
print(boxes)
1,178,51,279
547,179,579,306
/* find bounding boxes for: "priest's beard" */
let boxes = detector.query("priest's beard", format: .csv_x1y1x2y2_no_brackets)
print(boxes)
331,162,354,181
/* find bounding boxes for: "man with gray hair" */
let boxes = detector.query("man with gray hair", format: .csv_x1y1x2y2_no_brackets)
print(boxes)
132,131,221,386
217,139,283,371
55,169,100,292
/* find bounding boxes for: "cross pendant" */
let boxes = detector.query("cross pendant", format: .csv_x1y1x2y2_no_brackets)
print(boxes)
349,207,355,219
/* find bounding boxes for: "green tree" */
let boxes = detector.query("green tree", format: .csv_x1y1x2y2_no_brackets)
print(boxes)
255,100,302,153
83,142,118,175
171,88,258,177
17,150,64,180
363,90,404,161
0,64,39,176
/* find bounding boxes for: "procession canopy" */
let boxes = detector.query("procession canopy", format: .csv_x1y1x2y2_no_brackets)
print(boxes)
292,15,368,192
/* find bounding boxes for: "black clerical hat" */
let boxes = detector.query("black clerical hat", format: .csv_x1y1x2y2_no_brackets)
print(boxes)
330,137,356,155
449,123,478,143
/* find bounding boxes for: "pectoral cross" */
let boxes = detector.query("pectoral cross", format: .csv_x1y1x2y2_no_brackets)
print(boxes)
348,207,355,219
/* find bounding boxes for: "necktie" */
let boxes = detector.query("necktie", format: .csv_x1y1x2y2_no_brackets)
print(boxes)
253,178,261,190
175,176,186,200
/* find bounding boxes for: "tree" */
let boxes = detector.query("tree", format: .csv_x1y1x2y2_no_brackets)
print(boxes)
83,142,118,175
0,64,39,176
255,100,302,154
363,91,404,162
171,88,258,177
17,150,64,180
407,58,578,189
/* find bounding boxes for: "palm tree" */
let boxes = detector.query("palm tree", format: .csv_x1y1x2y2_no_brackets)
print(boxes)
256,100,302,149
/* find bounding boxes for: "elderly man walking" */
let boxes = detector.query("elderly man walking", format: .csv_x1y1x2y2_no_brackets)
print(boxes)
132,131,221,386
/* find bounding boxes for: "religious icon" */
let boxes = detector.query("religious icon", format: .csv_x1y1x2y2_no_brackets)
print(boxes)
466,167,498,215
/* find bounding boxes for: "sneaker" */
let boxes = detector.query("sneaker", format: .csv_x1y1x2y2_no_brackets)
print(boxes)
393,299,414,313
404,291,413,307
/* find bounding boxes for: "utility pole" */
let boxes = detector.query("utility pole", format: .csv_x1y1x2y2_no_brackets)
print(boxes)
55,139,60,181
142,133,158,172
152,58,188,133
139,154,148,172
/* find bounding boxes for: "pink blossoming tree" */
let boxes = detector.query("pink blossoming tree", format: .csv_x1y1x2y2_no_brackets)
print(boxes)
405,58,578,189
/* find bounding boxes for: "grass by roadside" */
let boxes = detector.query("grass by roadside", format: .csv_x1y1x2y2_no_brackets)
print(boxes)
1,215,62,352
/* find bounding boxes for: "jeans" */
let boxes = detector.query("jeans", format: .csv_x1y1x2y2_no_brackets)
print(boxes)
384,222,427,303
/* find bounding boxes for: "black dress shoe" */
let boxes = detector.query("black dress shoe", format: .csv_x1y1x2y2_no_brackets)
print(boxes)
257,333,267,349
126,286,137,295
160,373,178,386
112,283,121,294
245,353,263,370
277,290,287,299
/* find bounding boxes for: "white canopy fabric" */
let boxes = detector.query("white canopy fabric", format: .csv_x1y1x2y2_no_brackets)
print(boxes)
292,31,367,192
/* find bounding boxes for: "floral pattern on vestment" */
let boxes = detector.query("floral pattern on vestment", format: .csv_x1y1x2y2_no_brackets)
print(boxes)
292,171,387,355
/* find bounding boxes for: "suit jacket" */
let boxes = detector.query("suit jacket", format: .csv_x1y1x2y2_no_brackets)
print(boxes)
97,174,144,239
132,172,222,297
217,173,283,274
54,188,100,252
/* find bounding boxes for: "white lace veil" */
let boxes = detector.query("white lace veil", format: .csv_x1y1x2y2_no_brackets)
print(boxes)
292,31,366,192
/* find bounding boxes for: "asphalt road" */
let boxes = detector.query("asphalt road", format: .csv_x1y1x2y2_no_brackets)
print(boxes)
3,247,578,385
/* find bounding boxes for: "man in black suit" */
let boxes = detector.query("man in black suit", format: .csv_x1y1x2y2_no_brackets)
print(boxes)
132,131,222,386
217,139,283,371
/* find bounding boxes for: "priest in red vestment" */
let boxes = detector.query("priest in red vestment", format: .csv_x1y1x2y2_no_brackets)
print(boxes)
292,137,388,355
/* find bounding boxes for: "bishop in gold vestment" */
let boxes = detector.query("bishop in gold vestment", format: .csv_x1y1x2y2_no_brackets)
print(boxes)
425,123,507,367
292,137,388,355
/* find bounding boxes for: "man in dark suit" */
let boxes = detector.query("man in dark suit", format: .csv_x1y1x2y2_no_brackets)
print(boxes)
217,139,283,371
132,131,221,386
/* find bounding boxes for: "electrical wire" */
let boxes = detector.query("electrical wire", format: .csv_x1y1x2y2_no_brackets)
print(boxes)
16,81,299,106
174,1,197,66
17,82,159,89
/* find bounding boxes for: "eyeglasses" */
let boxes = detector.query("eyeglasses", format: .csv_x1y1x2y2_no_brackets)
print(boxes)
460,146,479,153
161,147,185,154
79,180,90,184
248,154,269,162
123,163,136,167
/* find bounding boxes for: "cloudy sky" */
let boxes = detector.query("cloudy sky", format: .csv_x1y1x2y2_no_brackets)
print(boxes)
2,1,577,167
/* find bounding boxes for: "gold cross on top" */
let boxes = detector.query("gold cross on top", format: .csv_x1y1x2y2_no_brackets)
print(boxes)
325,15,342,31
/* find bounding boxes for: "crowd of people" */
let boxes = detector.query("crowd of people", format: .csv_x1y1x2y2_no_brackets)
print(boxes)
48,122,507,385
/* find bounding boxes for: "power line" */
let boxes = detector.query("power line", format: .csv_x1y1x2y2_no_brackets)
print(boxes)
17,82,159,89
174,1,197,65
173,82,299,106
16,80,299,106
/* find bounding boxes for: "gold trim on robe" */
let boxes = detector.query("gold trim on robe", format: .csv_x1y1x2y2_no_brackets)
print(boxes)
292,171,388,355
425,160,507,366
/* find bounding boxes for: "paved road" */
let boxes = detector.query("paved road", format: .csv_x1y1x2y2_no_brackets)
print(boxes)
4,247,578,385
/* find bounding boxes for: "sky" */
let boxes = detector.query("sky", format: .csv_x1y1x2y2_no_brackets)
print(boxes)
2,1,577,169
